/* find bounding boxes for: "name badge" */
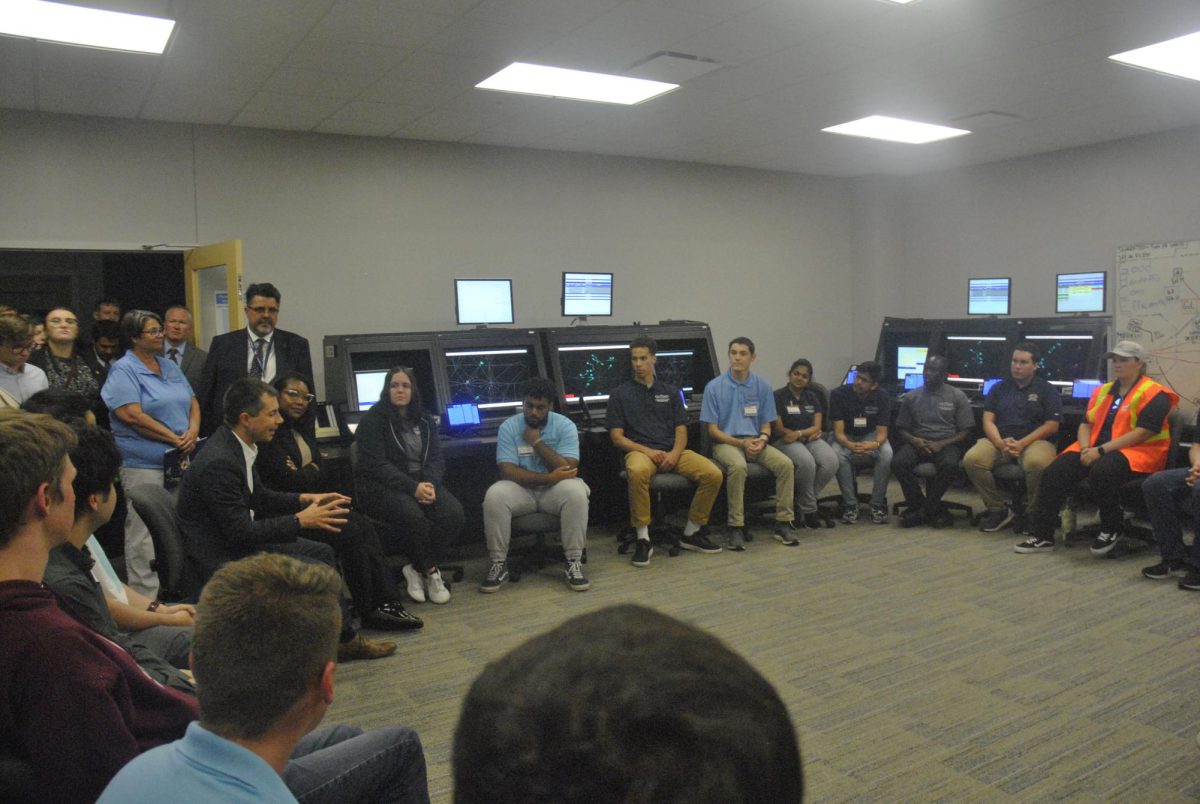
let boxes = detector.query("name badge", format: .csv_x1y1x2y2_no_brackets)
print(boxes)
787,404,801,415
517,444,534,456
854,416,868,429
743,404,758,417
938,401,954,411
654,394,671,403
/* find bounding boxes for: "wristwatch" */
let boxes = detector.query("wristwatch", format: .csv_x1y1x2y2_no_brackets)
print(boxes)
1097,445,1106,455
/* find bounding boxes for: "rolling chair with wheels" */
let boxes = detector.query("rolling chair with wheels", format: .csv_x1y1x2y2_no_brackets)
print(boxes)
506,511,585,582
615,470,695,558
891,461,975,520
125,483,196,602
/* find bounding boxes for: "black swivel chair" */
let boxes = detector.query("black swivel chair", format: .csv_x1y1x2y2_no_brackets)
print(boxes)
615,470,695,558
126,483,196,602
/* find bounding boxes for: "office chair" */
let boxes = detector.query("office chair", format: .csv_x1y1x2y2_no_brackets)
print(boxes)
126,483,195,602
615,470,694,558
891,461,975,519
506,511,582,582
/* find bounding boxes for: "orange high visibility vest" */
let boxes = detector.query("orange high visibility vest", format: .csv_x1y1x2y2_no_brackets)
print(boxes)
1063,376,1178,473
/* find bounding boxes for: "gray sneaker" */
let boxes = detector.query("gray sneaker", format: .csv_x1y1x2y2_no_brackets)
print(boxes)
479,560,509,593
726,527,748,551
564,558,591,591
870,506,889,525
979,505,1014,533
773,522,800,546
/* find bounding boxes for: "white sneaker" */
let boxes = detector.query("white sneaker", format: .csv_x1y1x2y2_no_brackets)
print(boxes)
426,568,450,604
401,564,426,603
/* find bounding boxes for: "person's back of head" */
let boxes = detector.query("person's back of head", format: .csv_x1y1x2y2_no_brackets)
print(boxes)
453,604,803,804
191,553,341,739
0,410,78,550
21,388,93,428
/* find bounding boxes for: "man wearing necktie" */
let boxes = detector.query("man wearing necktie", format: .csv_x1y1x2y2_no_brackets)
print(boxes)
196,283,313,436
162,305,208,394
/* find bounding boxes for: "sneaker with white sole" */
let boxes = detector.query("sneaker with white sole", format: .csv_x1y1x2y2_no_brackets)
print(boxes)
773,522,800,546
631,538,653,567
1014,537,1054,553
425,568,450,604
1090,531,1121,556
842,506,859,524
564,558,591,591
1142,560,1187,580
401,563,426,603
479,561,509,593
679,526,722,553
979,505,1015,533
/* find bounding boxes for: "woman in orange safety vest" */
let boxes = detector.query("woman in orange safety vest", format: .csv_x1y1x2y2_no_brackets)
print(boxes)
1014,340,1177,556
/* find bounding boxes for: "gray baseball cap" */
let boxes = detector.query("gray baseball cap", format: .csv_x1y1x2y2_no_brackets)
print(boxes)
1106,340,1146,360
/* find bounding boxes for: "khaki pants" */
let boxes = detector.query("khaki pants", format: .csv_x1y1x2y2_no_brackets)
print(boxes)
712,442,794,526
625,449,723,528
961,437,1057,511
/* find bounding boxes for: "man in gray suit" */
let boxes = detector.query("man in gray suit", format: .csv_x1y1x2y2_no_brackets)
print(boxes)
162,305,208,394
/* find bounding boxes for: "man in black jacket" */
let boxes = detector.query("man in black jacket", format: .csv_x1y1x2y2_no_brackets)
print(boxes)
196,282,313,435
178,378,419,661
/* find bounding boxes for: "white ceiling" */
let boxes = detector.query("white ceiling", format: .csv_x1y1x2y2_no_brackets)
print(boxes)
4,0,1200,177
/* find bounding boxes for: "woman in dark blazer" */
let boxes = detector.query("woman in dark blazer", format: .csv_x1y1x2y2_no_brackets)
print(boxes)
353,366,464,605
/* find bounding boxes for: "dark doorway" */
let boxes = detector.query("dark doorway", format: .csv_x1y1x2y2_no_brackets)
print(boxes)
0,250,184,320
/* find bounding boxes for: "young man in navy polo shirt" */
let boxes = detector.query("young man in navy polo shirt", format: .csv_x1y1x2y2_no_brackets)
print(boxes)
828,361,893,524
700,337,796,550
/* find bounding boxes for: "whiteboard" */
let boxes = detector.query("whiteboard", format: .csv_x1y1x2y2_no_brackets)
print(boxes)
1115,240,1200,414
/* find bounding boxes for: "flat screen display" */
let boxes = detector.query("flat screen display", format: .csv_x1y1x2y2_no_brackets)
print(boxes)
1027,334,1094,385
968,277,1011,316
842,367,858,385
556,344,629,404
1056,271,1106,313
903,372,924,391
446,402,481,426
353,370,388,412
982,378,1003,395
455,279,514,325
562,272,613,317
944,336,1010,382
895,346,929,381
443,347,537,414
1072,378,1102,399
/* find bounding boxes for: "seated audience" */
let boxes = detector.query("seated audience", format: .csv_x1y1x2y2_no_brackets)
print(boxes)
608,336,724,566
1140,408,1200,588
0,314,47,406
772,358,838,529
701,337,797,549
1015,341,1178,554
354,366,464,604
161,304,208,392
177,377,414,657
42,425,195,694
961,342,1061,532
29,306,105,419
102,309,200,598
828,360,892,524
0,410,198,804
892,355,974,528
260,371,420,626
453,604,804,803
100,553,431,804
480,377,591,592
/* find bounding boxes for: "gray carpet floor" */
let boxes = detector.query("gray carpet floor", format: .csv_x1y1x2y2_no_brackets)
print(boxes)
326,484,1200,803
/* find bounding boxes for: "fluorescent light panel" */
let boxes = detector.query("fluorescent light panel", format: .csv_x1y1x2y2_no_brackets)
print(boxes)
0,0,175,54
1110,30,1200,82
823,115,970,144
477,62,678,105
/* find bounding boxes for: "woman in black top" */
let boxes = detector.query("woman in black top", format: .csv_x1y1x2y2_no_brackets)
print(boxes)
354,366,465,605
29,306,105,423
258,372,422,631
772,358,839,528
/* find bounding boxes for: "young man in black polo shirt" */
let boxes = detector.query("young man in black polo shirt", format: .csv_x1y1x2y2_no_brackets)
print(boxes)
828,361,893,524
961,342,1061,532
607,336,724,566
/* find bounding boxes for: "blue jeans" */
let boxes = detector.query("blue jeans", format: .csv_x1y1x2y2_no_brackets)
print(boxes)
284,724,430,804
833,435,893,509
1142,467,1200,566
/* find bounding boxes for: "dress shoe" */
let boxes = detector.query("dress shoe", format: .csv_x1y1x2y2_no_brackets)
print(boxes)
337,634,398,662
365,601,424,631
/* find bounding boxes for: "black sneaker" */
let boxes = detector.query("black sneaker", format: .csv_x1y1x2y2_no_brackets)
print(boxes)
726,527,748,551
870,506,888,525
564,558,591,591
480,560,509,593
899,508,925,528
1089,531,1122,556
773,522,800,546
365,601,424,631
679,527,722,554
820,512,837,528
929,509,954,529
1179,569,1200,591
1014,537,1054,554
802,512,827,529
842,506,859,524
979,506,1014,533
1142,560,1186,580
631,539,653,567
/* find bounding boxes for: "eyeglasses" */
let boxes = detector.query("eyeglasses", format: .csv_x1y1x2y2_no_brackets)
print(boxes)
283,389,315,403
141,328,164,337
46,317,77,325
247,306,280,315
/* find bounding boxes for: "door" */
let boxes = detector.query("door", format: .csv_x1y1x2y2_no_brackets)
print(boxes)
184,240,243,350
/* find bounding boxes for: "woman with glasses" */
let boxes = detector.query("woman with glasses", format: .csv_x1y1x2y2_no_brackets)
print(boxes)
354,366,464,605
29,306,105,421
101,310,200,598
257,372,423,629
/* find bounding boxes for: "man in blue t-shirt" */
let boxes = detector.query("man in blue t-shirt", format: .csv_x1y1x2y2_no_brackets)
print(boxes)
481,377,591,592
700,337,796,550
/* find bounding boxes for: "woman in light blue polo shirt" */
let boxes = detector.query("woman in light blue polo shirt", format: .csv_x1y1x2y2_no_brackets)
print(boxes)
102,309,200,598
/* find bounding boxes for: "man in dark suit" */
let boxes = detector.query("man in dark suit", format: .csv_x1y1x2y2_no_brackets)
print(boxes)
178,378,418,662
162,305,208,393
197,282,313,435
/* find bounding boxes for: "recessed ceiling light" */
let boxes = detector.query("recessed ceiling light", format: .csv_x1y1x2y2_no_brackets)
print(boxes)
822,115,971,144
476,62,678,105
878,0,920,4
0,0,175,54
1110,30,1200,83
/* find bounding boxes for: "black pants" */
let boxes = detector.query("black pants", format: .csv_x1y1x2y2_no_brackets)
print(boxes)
361,487,465,572
304,511,400,616
892,442,965,514
264,537,356,642
1029,450,1145,540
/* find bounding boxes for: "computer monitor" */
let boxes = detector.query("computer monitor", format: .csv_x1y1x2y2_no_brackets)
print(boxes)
943,335,1010,382
968,277,1011,316
841,365,858,386
652,337,718,398
446,402,482,427
561,272,613,318
455,278,514,326
1026,334,1094,386
895,346,928,381
903,372,924,391
1072,378,1102,399
982,378,1003,395
353,370,388,412
1056,271,1106,314
443,346,538,416
555,343,630,404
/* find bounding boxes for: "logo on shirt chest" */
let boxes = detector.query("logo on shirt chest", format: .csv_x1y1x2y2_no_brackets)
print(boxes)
654,394,672,404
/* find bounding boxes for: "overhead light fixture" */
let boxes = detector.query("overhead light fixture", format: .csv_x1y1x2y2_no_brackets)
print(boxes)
822,115,970,144
1110,30,1200,82
476,62,678,105
0,0,175,54
878,0,920,4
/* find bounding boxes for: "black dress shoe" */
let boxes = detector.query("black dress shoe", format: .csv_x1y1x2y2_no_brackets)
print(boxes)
365,601,424,630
